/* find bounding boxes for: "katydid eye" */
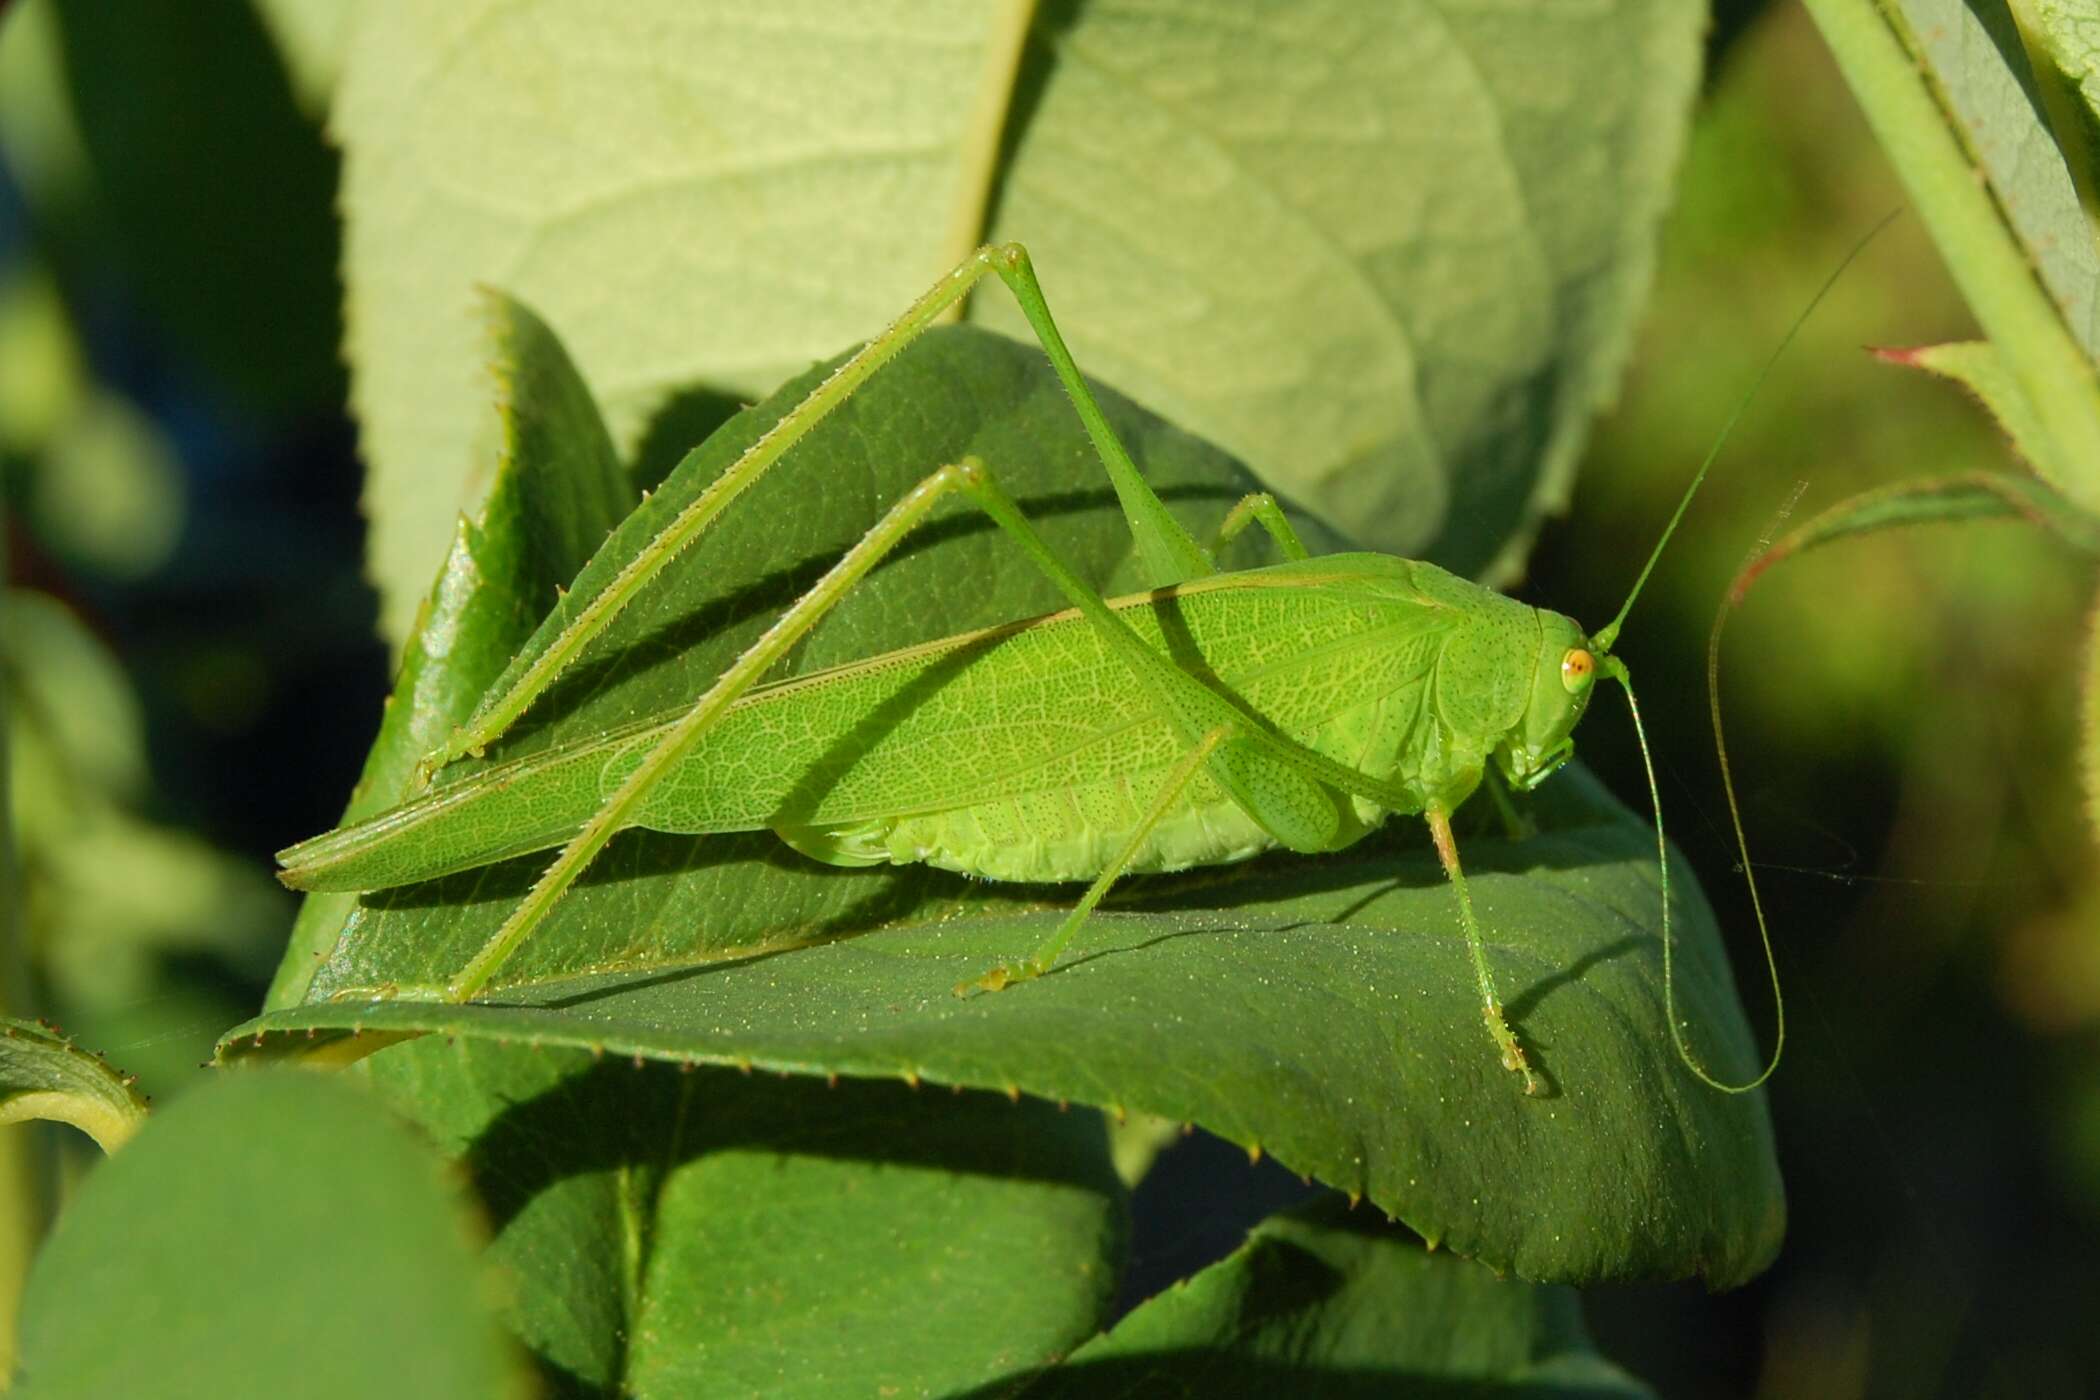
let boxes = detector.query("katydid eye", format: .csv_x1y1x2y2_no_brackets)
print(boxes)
1560,648,1594,692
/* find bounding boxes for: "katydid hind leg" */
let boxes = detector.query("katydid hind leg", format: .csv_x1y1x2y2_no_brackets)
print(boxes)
446,458,1000,1000
421,243,1211,781
986,245,1215,590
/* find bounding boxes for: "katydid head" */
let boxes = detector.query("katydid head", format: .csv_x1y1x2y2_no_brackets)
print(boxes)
1494,610,1596,792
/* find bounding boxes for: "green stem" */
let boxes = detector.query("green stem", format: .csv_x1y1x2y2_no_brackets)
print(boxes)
1802,0,2100,514
0,548,47,1380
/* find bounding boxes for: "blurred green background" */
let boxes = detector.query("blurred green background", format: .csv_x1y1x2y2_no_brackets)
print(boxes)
2,1,2095,1396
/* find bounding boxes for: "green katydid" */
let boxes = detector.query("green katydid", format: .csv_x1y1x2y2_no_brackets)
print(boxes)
279,241,1795,1096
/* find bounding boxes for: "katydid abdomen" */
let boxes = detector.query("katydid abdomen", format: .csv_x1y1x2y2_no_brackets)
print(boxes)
279,552,1556,895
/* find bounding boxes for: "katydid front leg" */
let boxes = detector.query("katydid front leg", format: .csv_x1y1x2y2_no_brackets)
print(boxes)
1428,806,1540,1096
419,242,1215,784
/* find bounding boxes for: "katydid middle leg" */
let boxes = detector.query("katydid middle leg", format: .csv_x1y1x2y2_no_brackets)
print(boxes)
421,243,1216,783
958,722,1240,996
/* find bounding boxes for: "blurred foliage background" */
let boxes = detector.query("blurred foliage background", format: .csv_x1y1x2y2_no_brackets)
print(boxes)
0,1,2094,1396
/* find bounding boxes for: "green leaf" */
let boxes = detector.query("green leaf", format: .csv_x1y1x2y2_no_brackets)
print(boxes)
1036,1197,1653,1397
14,1071,522,1399
1900,0,2100,357
245,325,1781,1289
230,773,1783,1292
1878,340,2075,487
267,289,634,1008
286,327,1350,1000
968,0,1703,589
1806,0,2100,511
350,1041,1126,1396
337,0,1705,643
0,1017,147,1154
2012,1,2100,251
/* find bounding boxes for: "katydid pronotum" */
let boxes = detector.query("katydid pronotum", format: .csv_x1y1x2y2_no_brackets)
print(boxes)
280,242,1790,1097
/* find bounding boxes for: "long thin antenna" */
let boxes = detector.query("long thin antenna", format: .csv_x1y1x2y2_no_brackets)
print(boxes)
1592,210,1900,653
1602,655,1782,1093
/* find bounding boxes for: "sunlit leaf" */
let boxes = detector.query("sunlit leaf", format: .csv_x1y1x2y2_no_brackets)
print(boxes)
350,1041,1126,1395
337,0,1705,641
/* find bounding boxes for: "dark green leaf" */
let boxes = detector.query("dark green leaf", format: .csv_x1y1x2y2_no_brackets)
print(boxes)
268,312,1130,1392
0,1017,146,1154
352,1042,1126,1396
292,327,1351,1001
234,765,1783,1289
15,1071,521,1399
1032,1197,1653,1398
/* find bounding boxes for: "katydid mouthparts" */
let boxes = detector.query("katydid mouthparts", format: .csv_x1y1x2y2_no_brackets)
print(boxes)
280,238,1842,1097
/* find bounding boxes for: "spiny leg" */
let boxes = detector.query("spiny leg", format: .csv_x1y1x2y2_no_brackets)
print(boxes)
957,723,1237,996
1426,805,1539,1095
422,242,1212,781
986,246,1212,588
447,459,989,1001
1210,491,1310,561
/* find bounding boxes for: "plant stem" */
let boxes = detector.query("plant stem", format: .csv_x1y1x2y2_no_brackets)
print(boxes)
0,548,50,1379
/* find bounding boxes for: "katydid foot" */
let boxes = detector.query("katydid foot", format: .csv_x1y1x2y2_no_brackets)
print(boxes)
954,960,1047,997
1484,1001,1541,1096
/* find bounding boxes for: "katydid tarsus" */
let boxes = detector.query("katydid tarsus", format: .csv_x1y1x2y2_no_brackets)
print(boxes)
279,241,1798,1097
